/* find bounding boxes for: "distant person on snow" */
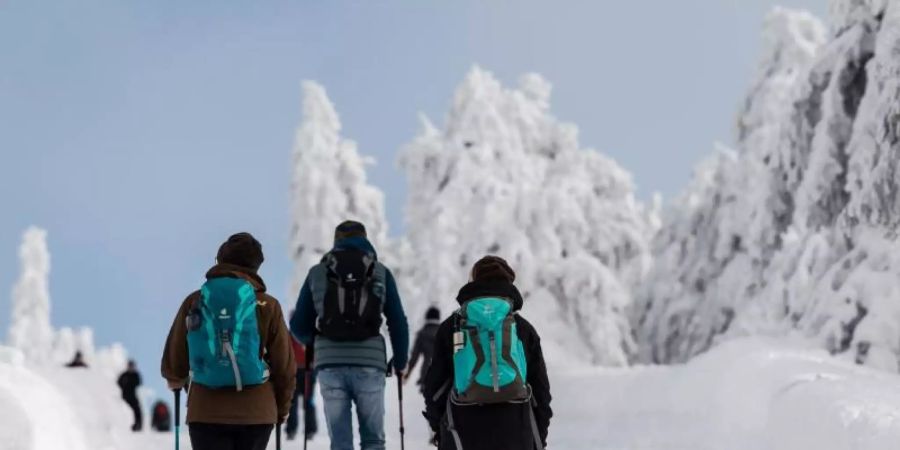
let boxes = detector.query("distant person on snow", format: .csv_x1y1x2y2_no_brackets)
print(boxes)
161,232,296,450
150,400,172,432
423,256,552,450
405,306,442,393
291,220,409,450
117,360,143,431
65,351,88,368
285,317,318,441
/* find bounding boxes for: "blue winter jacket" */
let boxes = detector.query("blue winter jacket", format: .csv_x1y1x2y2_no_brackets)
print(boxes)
290,237,409,371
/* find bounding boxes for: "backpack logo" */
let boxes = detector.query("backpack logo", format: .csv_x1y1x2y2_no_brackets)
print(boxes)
345,273,356,283
219,308,231,319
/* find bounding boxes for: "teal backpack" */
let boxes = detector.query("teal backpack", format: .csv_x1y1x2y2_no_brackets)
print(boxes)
186,277,269,391
451,297,529,404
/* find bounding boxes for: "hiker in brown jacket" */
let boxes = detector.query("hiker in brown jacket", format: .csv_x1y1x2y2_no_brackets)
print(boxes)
161,232,296,450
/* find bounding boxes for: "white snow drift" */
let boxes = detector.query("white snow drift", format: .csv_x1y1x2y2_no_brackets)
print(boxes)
6,338,900,450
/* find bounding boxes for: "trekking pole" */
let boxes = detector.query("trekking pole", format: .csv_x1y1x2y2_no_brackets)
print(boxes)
276,421,282,450
397,372,406,450
173,389,181,450
303,369,312,450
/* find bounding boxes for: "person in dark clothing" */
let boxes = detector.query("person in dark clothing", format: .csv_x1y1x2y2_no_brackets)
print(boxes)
151,400,172,432
423,256,552,450
405,306,442,392
117,360,143,431
65,351,88,368
285,323,318,441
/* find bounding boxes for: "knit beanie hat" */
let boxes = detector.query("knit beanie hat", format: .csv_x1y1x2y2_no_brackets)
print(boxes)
217,232,264,271
334,220,367,243
425,306,441,321
471,255,515,283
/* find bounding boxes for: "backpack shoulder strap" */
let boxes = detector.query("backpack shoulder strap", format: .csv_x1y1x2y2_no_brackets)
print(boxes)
308,263,329,317
370,261,388,311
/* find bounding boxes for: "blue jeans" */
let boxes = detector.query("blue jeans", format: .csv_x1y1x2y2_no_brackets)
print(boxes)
318,366,386,450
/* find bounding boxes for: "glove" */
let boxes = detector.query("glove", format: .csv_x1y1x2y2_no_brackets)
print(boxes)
430,432,440,447
392,358,407,377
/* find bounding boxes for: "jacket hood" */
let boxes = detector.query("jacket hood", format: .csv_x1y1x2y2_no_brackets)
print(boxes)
332,236,378,260
205,263,267,292
456,279,524,311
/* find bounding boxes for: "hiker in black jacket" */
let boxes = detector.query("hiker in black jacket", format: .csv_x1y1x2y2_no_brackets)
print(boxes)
117,360,143,431
423,256,552,450
405,306,442,393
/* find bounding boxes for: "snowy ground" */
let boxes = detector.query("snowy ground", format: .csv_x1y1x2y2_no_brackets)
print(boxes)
4,338,900,450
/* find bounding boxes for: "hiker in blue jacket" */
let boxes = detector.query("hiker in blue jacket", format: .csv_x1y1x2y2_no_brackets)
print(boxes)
291,220,409,450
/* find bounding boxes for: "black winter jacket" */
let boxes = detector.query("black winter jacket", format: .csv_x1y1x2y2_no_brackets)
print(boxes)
409,321,440,385
117,370,141,401
423,279,552,450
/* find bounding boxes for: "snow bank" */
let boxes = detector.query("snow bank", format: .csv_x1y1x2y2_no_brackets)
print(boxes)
563,338,900,450
5,335,900,450
0,345,177,450
0,347,90,450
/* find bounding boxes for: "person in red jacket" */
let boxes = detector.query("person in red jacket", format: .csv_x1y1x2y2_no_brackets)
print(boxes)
285,311,318,441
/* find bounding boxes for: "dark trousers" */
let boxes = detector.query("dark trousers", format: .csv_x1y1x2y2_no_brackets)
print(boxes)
189,423,273,450
123,396,142,431
286,368,318,437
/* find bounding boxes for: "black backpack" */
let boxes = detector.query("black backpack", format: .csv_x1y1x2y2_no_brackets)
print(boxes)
313,248,386,341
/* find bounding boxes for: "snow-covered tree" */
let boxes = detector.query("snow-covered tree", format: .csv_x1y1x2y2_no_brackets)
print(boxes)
8,227,55,364
636,8,826,363
289,81,389,295
638,2,900,372
399,67,655,365
7,227,129,373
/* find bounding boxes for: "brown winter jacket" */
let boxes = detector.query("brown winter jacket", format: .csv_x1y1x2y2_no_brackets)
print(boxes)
161,264,296,425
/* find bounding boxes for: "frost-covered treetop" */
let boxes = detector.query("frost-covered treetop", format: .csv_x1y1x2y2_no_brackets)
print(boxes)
398,66,655,365
8,227,54,364
289,81,388,293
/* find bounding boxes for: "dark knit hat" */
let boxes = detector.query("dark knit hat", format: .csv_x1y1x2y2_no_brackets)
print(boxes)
425,306,441,321
217,232,264,271
471,255,515,283
335,220,367,242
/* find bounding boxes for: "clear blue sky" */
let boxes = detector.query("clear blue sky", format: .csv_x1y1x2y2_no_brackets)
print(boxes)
1,0,826,396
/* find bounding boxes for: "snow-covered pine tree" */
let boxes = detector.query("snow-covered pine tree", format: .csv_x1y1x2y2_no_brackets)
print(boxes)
289,81,389,295
399,67,655,365
639,2,900,372
636,8,826,363
8,227,55,364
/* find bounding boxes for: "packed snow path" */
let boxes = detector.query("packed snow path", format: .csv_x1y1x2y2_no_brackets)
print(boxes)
4,339,900,450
